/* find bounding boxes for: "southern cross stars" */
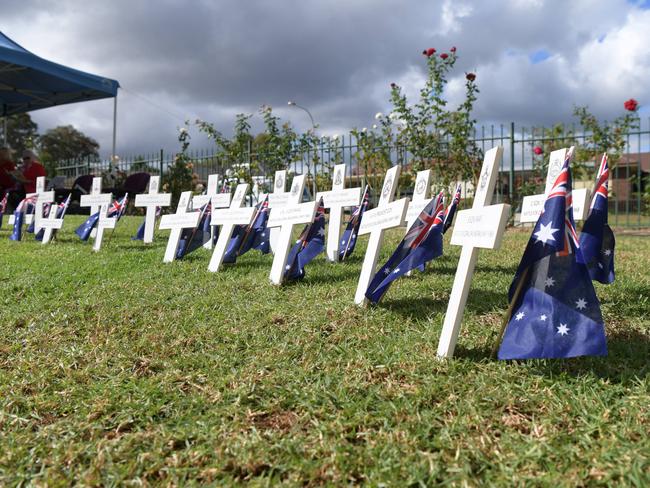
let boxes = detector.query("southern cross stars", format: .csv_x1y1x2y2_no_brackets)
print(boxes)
575,298,587,310
540,314,547,321
544,276,555,288
534,221,559,245
515,311,525,321
556,323,570,336
603,249,612,256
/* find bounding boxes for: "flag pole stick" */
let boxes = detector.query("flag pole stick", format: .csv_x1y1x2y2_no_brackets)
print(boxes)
491,267,531,359
180,204,208,258
340,186,368,262
235,200,263,256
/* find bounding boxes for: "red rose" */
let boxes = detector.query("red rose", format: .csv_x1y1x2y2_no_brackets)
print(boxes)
440,53,448,60
450,46,457,53
425,48,436,57
465,72,476,81
624,98,638,112
533,146,543,155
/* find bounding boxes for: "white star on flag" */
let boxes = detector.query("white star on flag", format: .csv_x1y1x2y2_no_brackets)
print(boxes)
393,268,400,274
540,314,547,321
575,298,587,310
317,228,325,237
557,323,570,336
603,249,612,256
383,268,390,275
341,239,345,245
544,277,555,288
534,221,559,245
515,312,525,321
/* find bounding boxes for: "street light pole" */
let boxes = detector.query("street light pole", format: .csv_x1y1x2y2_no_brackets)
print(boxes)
288,100,317,196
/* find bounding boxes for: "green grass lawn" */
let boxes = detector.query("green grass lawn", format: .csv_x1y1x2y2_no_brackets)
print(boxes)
0,215,648,486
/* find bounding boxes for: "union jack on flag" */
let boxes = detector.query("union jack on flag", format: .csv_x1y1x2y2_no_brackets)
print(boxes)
365,191,446,304
108,194,129,220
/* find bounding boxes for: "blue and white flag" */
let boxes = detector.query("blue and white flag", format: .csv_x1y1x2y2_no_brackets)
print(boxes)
338,185,369,261
176,203,210,259
283,197,326,280
579,154,615,284
365,191,446,304
223,196,270,263
75,211,100,241
133,206,162,241
443,183,462,234
498,149,608,360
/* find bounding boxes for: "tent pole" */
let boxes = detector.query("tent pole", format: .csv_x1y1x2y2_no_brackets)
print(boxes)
111,93,117,165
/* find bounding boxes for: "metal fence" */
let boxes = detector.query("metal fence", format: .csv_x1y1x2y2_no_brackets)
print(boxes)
52,120,650,228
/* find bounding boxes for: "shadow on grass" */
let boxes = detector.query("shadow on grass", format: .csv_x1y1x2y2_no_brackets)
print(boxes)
380,287,505,318
453,329,650,386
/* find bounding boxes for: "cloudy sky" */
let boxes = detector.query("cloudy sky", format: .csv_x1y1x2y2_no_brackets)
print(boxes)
3,0,650,157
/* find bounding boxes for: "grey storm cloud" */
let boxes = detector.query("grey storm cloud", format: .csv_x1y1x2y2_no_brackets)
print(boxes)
2,0,648,156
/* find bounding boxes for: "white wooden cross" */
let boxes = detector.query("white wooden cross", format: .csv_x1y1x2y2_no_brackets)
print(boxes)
354,165,410,306
192,174,227,249
403,170,432,276
207,183,255,273
159,191,202,263
520,147,589,224
88,177,103,238
436,147,511,358
32,176,54,234
134,175,171,243
268,170,288,254
267,175,316,285
79,187,113,251
8,178,44,226
92,202,119,252
39,199,68,244
316,164,362,262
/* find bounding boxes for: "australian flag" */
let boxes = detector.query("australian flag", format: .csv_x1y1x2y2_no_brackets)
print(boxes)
176,203,210,259
283,197,326,280
338,185,370,261
9,195,36,241
579,153,615,284
223,197,270,263
365,191,446,304
498,149,608,360
76,194,127,241
35,195,71,241
0,193,7,228
133,206,162,241
443,183,462,234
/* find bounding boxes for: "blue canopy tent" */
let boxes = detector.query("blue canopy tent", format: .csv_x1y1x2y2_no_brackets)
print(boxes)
0,31,120,156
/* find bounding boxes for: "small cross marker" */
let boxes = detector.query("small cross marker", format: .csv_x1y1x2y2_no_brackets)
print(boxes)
436,147,511,358
208,184,256,273
354,165,409,306
159,191,202,262
134,175,171,243
267,175,317,285
316,164,361,262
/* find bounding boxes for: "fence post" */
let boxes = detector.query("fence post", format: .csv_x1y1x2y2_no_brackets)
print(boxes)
159,148,164,176
509,121,515,202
